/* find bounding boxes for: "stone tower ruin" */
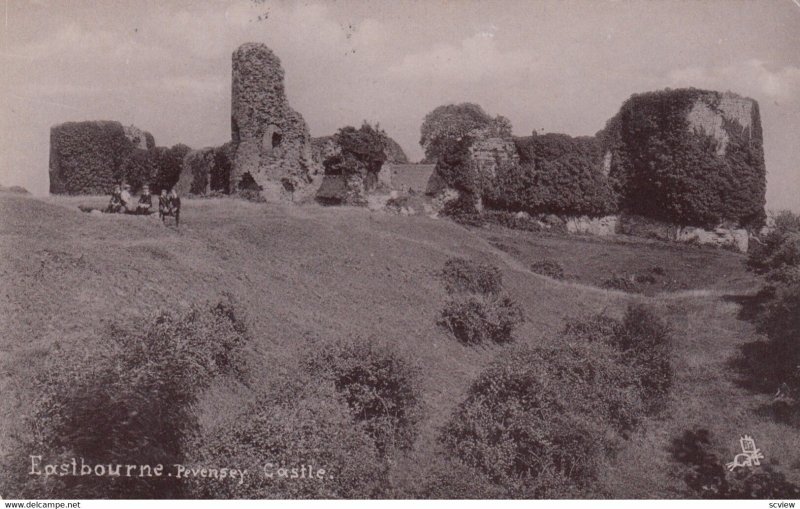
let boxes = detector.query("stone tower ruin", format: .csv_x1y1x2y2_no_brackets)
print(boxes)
230,43,315,200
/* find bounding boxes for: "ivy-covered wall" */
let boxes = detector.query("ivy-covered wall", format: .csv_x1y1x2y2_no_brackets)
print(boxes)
425,117,615,216
486,133,616,216
49,121,141,195
599,88,766,228
49,121,196,195
423,90,765,227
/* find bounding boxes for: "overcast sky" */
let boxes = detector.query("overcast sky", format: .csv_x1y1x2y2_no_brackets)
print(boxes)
1,0,798,210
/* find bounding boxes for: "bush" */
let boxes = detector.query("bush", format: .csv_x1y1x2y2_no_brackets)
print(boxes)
439,342,643,497
748,211,800,278
601,273,641,293
419,103,506,163
186,382,388,499
303,338,424,456
619,305,673,409
565,305,673,413
563,313,625,345
409,456,509,499
2,300,250,498
745,211,800,400
150,144,192,193
670,428,800,498
438,294,524,345
237,188,267,203
530,259,565,279
440,257,503,295
440,193,485,226
323,122,388,179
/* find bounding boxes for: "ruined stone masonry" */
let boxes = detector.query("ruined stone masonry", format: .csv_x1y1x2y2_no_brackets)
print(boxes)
230,43,315,200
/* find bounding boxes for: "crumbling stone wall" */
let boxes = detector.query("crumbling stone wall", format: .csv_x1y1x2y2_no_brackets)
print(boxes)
313,123,394,206
468,129,519,179
425,121,518,200
230,43,314,200
49,121,156,194
123,125,156,151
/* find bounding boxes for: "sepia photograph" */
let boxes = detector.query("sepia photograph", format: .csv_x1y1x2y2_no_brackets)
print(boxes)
0,0,799,504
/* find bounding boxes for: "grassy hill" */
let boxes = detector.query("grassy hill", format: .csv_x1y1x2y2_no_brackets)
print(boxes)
0,191,796,497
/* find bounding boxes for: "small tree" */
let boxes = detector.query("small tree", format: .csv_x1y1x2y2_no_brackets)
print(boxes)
420,103,506,163
323,122,389,178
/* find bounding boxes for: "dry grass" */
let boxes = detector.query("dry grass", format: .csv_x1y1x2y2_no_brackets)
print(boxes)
1,191,796,498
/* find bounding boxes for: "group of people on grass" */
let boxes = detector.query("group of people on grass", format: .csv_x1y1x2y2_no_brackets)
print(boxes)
105,183,181,226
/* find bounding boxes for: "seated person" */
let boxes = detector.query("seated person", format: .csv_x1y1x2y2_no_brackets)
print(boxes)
105,184,123,213
136,185,153,215
119,184,133,213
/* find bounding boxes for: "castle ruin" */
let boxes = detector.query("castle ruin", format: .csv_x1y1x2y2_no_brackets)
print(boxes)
230,43,316,200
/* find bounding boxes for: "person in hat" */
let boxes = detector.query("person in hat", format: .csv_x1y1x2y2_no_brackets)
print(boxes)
119,183,133,213
136,185,153,215
105,184,123,213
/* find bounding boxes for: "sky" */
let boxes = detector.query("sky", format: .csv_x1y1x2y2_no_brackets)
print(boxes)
1,0,798,211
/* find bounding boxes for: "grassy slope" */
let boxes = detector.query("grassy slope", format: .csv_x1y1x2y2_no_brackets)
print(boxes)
1,192,797,497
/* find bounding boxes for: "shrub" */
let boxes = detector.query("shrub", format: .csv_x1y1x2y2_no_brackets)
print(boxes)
238,188,267,203
670,428,800,498
440,257,503,295
745,211,800,400
409,456,509,499
438,293,524,345
439,342,643,497
323,122,388,179
748,211,800,278
563,313,625,345
440,193,485,226
2,300,250,498
634,272,658,284
150,144,192,193
303,338,424,456
530,259,565,279
186,382,387,499
601,273,641,293
565,305,673,413
618,305,673,409
419,103,506,163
